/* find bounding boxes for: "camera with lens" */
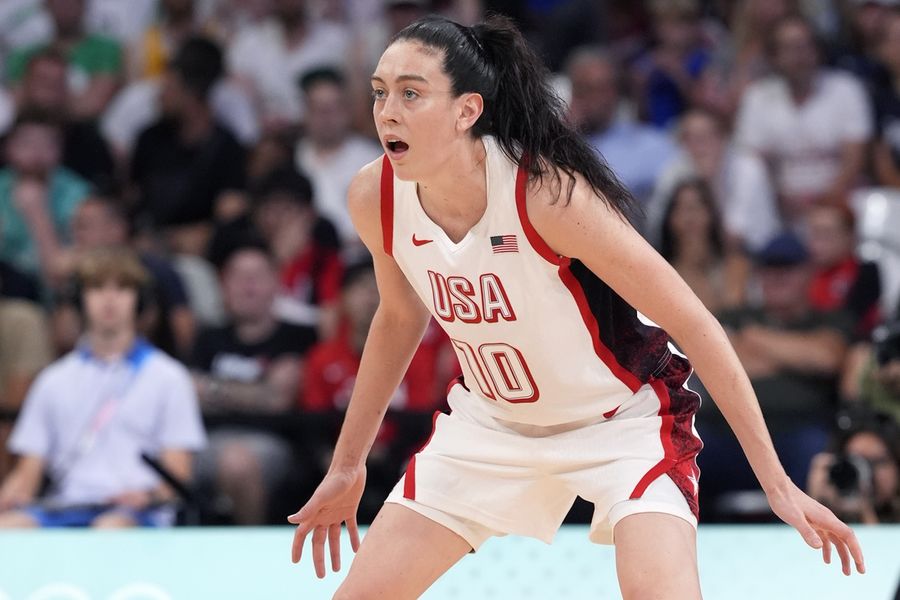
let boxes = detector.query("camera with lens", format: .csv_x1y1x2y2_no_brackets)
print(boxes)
872,320,900,366
827,454,874,498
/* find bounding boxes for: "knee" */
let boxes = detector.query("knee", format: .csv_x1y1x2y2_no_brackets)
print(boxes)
216,442,262,486
91,511,137,528
0,510,38,528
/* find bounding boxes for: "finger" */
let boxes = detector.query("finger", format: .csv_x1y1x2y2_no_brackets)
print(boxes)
287,504,312,524
831,533,852,577
347,517,361,553
291,522,311,564
837,524,866,574
328,523,342,572
796,518,823,549
312,526,328,579
837,523,866,575
820,531,832,565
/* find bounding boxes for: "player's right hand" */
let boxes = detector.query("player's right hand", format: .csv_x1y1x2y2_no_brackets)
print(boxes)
287,465,366,578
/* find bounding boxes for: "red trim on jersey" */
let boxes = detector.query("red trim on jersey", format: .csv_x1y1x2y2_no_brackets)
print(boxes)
403,410,441,501
557,257,643,393
514,163,560,265
602,404,622,419
380,155,394,257
629,377,677,499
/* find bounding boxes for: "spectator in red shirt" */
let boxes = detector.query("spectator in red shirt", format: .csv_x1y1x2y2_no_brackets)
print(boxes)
301,260,453,415
251,167,344,339
807,204,881,338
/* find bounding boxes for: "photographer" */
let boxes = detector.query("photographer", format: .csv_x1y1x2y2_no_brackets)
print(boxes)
807,409,900,524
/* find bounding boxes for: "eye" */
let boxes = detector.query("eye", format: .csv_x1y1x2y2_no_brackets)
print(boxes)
371,88,386,101
403,89,419,100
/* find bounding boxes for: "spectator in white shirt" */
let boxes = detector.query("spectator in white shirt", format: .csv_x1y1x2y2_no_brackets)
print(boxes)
226,0,351,131
648,108,781,254
735,15,872,227
294,67,381,252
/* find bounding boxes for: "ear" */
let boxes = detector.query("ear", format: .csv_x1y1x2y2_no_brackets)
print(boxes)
456,92,484,133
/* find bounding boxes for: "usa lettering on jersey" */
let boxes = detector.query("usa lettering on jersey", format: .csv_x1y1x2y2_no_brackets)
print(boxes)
427,271,517,324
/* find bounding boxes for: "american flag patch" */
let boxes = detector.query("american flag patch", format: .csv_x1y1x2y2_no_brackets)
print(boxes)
490,235,518,254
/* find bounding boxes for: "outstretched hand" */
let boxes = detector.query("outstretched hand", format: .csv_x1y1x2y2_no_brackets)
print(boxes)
288,466,367,578
766,480,865,576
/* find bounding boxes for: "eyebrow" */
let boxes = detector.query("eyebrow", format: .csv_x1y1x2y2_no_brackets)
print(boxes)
370,74,430,85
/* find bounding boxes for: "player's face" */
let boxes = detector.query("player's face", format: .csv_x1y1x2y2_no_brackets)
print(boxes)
371,41,469,181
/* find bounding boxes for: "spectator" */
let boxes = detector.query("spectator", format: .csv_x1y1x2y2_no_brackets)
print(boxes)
0,1,53,61
735,15,872,225
226,0,351,129
0,259,53,478
871,9,900,187
129,36,246,252
658,178,746,313
834,0,897,84
0,109,90,289
631,0,711,128
564,46,677,204
51,196,197,359
6,0,123,120
647,108,781,253
843,317,900,424
127,0,203,81
707,232,851,486
190,240,317,524
807,409,899,523
303,260,451,414
807,204,881,338
695,0,797,120
2,49,115,190
295,68,381,250
250,167,343,337
0,248,206,528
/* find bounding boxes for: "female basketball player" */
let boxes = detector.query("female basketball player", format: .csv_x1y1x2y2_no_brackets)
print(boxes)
288,15,865,599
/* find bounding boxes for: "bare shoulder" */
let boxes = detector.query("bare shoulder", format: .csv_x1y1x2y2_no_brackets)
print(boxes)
524,165,627,260
347,156,386,249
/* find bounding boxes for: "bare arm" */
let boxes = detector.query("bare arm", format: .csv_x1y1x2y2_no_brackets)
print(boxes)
194,355,300,414
872,140,900,188
0,455,45,511
740,325,847,375
329,160,432,472
288,159,433,574
69,75,121,120
826,141,866,203
529,172,864,574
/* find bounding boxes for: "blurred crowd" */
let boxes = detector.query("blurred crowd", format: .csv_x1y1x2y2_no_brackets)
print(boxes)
0,0,897,529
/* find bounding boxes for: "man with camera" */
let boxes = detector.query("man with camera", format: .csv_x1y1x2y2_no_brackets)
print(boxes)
806,409,899,524
0,248,206,527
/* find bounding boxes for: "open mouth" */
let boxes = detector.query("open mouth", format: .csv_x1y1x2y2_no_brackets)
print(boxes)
385,137,410,156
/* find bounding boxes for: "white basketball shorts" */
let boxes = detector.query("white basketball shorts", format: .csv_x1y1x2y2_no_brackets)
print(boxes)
385,380,702,550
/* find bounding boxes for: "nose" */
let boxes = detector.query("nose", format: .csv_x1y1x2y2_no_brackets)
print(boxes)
377,93,401,125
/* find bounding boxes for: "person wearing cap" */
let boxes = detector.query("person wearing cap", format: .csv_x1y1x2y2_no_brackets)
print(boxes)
699,232,855,512
0,247,206,528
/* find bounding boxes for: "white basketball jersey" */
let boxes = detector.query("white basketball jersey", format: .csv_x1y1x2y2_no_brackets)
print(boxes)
381,136,698,428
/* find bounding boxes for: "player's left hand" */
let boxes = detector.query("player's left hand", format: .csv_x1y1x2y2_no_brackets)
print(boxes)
766,479,865,576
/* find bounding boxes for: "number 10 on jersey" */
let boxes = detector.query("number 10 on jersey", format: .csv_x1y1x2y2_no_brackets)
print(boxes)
450,339,540,403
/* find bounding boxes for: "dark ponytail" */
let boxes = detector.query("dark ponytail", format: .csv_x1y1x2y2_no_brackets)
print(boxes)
392,14,637,221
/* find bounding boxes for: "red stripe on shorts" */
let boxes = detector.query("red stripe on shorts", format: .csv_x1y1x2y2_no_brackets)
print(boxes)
629,377,677,499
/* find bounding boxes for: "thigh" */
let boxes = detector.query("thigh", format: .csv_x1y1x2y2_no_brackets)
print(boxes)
614,512,702,600
335,503,471,600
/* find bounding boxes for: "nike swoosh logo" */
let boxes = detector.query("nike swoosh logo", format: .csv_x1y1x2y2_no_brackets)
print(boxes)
412,235,433,246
